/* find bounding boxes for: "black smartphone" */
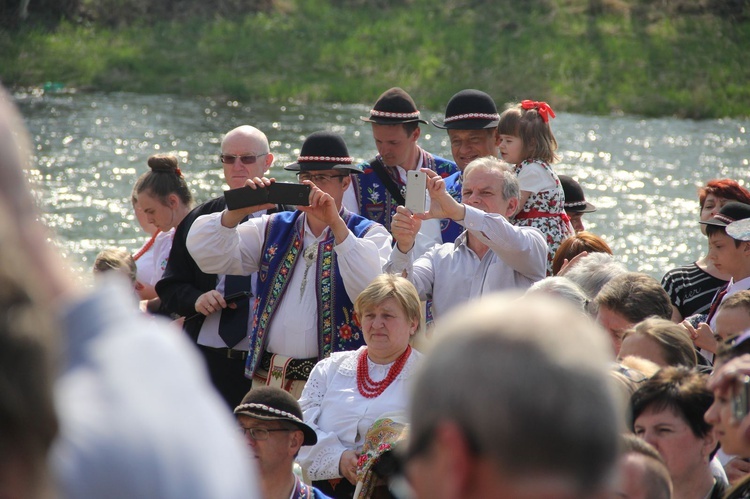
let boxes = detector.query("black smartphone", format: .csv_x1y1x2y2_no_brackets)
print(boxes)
224,183,311,210
224,290,253,304
268,182,311,206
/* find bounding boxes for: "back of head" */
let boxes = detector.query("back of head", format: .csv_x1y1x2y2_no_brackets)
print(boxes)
595,272,672,324
619,434,673,499
526,276,589,313
410,292,620,496
563,252,627,307
93,248,137,284
624,318,697,368
552,231,613,276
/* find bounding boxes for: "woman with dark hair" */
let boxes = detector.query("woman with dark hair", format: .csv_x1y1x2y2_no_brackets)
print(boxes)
662,179,750,322
631,367,725,499
134,154,193,312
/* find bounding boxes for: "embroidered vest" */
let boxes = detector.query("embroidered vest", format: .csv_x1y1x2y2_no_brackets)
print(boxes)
352,149,461,243
245,210,373,376
440,171,464,243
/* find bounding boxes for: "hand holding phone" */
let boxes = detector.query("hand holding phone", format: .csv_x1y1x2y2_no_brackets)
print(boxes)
225,182,311,211
404,170,427,214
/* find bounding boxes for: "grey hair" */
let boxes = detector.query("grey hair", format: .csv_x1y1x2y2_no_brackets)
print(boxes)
526,277,589,313
463,156,519,202
563,253,627,313
409,292,620,497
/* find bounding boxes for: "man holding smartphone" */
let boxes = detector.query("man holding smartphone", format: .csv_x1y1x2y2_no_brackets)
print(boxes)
156,125,283,409
386,156,547,320
186,131,392,397
345,87,460,255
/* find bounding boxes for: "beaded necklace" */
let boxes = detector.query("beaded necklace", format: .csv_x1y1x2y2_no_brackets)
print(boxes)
356,345,412,399
132,229,161,261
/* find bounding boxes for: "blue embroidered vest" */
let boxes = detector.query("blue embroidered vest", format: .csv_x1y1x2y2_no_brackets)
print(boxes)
352,149,462,243
440,171,464,243
245,210,373,376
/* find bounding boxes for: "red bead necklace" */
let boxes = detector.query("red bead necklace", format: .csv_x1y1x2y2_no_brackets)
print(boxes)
132,229,161,261
356,345,412,399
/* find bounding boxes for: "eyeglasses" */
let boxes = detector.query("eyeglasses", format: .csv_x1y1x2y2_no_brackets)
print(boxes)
297,173,348,183
220,153,268,165
238,426,294,440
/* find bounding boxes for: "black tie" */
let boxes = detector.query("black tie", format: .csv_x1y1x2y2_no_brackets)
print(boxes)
217,216,253,349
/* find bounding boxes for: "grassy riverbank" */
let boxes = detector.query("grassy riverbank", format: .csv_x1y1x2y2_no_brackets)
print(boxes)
2,0,749,118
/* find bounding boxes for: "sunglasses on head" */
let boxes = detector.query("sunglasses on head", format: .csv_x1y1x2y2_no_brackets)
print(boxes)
220,153,268,165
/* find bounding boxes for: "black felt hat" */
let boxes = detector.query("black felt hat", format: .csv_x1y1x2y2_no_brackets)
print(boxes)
284,131,363,173
431,89,500,130
700,201,750,229
234,387,317,446
560,175,597,213
360,87,427,125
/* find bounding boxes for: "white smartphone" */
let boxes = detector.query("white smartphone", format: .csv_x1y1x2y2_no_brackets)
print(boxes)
404,170,427,214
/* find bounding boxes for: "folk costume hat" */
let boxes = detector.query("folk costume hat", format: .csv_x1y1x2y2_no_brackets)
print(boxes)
700,201,750,229
431,89,500,130
284,131,363,174
234,386,318,446
560,175,597,213
360,87,427,125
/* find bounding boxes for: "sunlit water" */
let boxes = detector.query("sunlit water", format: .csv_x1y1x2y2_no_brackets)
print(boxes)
14,90,750,279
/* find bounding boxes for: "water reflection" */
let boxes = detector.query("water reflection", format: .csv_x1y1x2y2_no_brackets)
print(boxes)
15,90,750,278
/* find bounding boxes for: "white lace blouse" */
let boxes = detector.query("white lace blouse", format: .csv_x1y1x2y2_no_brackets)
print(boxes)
296,346,422,481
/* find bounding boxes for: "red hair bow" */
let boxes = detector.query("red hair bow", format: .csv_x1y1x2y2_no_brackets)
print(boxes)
521,100,556,123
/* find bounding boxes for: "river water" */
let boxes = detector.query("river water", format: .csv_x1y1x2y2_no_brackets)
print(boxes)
14,90,750,279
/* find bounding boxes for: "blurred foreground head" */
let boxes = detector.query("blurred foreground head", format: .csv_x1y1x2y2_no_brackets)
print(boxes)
407,292,621,499
0,87,60,497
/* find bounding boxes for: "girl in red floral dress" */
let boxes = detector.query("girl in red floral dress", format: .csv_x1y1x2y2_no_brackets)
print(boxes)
498,100,574,275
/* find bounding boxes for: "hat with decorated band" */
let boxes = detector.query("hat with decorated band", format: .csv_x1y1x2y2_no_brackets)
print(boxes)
560,175,597,213
700,201,750,229
284,131,363,174
431,89,500,130
234,386,318,446
360,87,427,125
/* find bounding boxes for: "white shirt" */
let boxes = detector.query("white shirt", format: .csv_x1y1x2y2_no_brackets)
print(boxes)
52,276,259,499
134,236,158,286
186,211,392,359
296,346,422,481
148,228,175,287
515,161,557,193
385,205,548,319
708,274,750,330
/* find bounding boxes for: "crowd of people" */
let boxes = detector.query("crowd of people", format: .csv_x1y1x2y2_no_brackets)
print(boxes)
3,82,750,499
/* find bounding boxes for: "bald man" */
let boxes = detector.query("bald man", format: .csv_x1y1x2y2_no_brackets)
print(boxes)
157,125,287,408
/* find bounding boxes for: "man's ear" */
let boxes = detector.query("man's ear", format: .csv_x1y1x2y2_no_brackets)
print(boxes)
265,152,275,171
505,197,519,218
288,430,304,457
431,421,477,497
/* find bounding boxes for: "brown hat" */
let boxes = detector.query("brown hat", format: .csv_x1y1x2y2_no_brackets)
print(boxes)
360,87,427,125
234,387,317,446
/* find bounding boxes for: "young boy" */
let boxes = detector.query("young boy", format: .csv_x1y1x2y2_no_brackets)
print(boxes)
702,201,750,331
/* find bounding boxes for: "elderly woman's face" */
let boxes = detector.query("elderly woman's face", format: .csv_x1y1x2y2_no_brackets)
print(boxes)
633,407,715,484
360,297,417,363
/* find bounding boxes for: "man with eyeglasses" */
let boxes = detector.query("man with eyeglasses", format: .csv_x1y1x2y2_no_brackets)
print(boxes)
187,131,391,397
234,387,330,499
157,125,286,409
345,87,459,255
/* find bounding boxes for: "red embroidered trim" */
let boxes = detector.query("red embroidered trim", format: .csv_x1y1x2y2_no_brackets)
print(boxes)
297,155,353,164
444,112,500,123
370,109,420,118
132,229,161,261
516,209,571,224
356,346,412,398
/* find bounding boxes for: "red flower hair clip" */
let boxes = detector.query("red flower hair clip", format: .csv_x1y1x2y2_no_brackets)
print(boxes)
521,100,556,123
